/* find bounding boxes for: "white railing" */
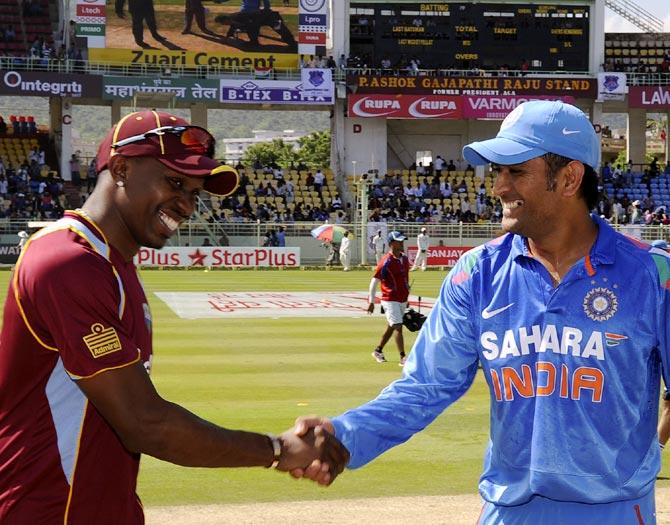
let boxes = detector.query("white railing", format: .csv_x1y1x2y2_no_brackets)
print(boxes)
4,218,669,246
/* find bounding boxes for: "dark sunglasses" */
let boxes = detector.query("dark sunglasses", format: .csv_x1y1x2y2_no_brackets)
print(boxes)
112,125,215,157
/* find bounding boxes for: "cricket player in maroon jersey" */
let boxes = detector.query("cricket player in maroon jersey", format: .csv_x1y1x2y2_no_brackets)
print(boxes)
0,111,348,523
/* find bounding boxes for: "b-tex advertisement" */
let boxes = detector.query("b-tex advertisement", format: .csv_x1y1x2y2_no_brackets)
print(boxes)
136,247,300,268
220,69,333,105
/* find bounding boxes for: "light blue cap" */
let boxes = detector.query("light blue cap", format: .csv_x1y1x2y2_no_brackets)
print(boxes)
387,231,406,243
463,100,600,170
651,239,668,249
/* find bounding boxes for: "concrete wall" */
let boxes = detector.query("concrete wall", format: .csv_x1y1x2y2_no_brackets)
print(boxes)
338,116,513,176
341,117,388,175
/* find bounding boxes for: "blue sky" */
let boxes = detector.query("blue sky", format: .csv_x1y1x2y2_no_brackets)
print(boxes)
604,0,670,32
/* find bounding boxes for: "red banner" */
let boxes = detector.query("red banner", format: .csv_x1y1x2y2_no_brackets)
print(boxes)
348,94,463,119
406,246,472,266
628,86,670,109
298,32,326,44
76,4,105,17
462,95,575,119
348,94,574,119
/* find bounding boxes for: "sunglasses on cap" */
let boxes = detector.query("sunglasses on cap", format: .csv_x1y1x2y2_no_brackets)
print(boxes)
112,125,215,157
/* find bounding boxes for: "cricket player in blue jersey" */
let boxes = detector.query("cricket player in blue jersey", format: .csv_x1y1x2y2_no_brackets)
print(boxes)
292,100,670,524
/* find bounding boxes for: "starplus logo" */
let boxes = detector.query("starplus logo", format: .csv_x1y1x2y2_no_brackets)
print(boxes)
188,248,207,266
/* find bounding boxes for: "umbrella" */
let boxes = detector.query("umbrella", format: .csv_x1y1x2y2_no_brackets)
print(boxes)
311,224,352,243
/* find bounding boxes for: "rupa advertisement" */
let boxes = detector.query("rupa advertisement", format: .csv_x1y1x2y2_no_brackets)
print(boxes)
135,247,300,268
348,94,576,119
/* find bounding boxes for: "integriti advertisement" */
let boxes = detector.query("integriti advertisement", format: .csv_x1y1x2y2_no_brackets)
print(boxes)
0,70,102,97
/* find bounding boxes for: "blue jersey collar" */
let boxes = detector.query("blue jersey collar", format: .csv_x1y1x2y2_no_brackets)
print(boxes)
511,213,616,271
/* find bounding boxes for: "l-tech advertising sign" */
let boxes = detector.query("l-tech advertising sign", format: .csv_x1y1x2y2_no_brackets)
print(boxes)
629,86,670,109
76,0,105,48
102,76,218,102
220,75,333,105
95,1,299,67
347,94,574,119
135,247,300,268
406,246,471,267
347,75,597,98
0,70,102,97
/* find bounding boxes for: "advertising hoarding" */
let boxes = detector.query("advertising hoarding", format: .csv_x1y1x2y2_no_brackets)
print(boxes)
348,74,597,98
102,76,218,102
94,1,300,69
629,86,670,109
220,76,334,105
0,70,102,97
347,94,575,119
136,246,300,268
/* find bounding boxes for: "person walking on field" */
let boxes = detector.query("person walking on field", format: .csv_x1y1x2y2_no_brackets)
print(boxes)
371,229,385,264
411,227,429,271
0,110,348,523
339,231,351,271
291,100,670,525
368,231,410,366
16,230,28,251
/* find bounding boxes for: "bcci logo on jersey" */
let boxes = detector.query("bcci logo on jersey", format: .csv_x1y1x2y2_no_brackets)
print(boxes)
583,287,618,322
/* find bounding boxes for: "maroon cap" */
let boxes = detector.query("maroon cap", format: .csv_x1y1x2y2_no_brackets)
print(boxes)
96,110,239,197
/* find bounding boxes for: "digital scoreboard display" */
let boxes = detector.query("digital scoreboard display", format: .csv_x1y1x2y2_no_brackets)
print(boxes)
350,2,590,71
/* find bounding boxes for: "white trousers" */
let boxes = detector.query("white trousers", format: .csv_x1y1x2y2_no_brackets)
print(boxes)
340,250,351,270
413,250,428,270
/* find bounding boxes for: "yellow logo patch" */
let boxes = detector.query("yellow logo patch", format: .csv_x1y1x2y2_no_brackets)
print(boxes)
83,323,122,358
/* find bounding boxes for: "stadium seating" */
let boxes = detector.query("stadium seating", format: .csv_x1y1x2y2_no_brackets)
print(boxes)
200,165,343,222
604,33,670,73
0,0,53,57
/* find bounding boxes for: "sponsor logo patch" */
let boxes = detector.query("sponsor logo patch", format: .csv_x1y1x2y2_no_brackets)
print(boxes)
83,323,122,358
583,287,618,322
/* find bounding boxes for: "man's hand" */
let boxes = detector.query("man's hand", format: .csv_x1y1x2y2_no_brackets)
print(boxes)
276,419,348,486
367,302,374,314
287,416,348,485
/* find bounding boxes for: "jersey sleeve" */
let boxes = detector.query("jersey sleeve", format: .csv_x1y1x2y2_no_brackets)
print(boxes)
653,252,670,388
373,257,384,279
17,245,141,379
332,255,480,468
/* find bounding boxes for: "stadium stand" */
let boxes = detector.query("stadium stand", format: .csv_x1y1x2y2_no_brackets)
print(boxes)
605,33,670,74
203,164,344,223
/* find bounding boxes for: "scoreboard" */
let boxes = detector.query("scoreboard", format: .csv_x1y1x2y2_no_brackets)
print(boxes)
350,2,590,71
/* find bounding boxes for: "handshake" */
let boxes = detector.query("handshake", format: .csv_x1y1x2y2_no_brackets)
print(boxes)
276,416,348,486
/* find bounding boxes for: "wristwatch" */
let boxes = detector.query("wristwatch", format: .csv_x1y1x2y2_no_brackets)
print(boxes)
266,434,281,469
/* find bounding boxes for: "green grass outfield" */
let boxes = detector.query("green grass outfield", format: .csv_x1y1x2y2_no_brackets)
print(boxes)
1,268,668,506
